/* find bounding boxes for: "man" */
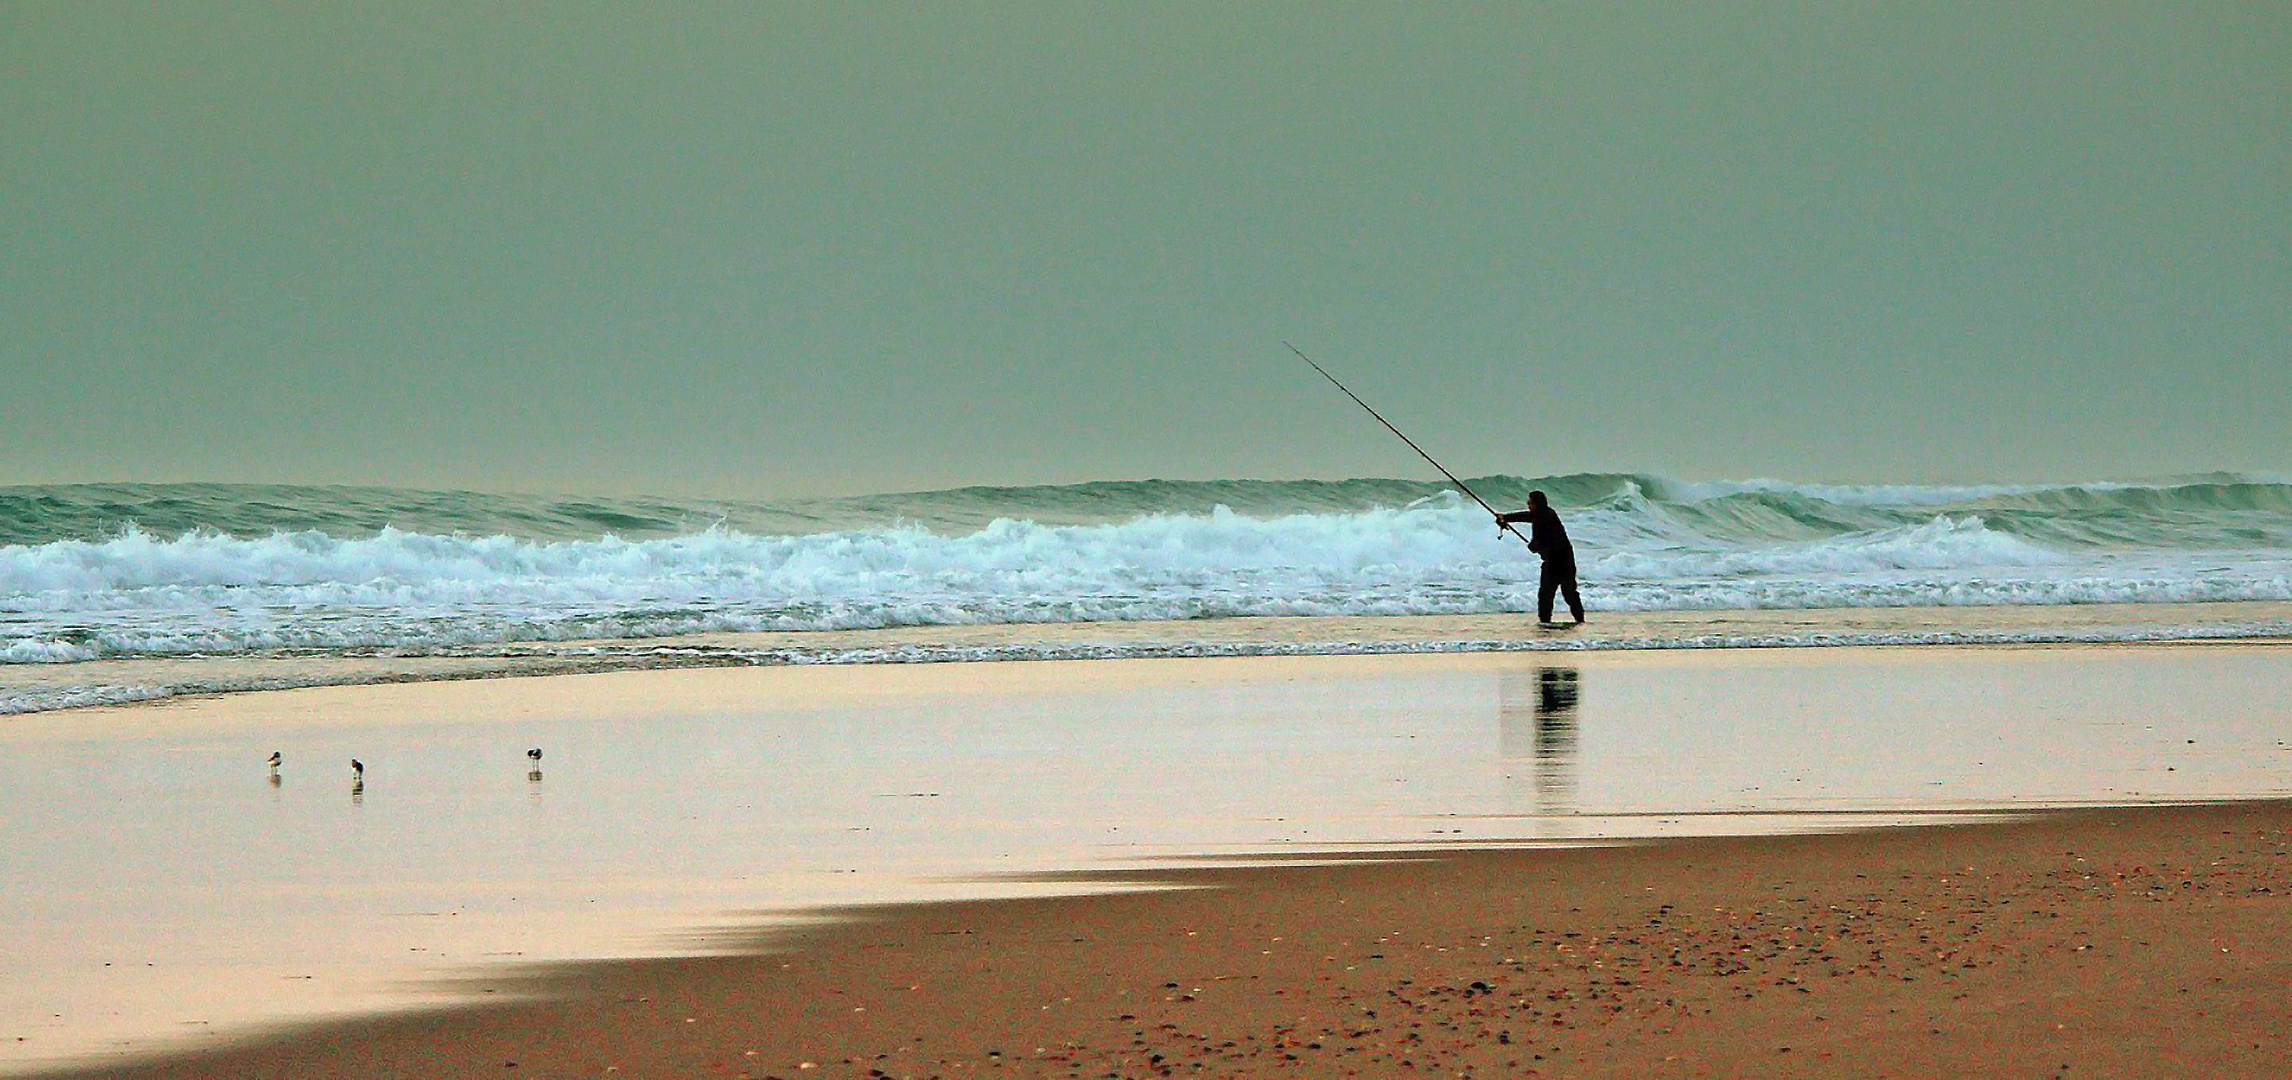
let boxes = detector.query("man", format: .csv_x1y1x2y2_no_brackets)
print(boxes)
1496,490,1585,626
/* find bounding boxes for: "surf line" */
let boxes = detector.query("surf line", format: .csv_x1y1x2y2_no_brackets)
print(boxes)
1283,342,1533,551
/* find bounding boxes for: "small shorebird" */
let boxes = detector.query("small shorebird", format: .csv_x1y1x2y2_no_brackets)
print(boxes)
527,748,543,765
350,758,364,779
267,751,282,772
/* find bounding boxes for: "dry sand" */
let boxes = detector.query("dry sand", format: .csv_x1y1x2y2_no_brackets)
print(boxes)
42,799,2287,1080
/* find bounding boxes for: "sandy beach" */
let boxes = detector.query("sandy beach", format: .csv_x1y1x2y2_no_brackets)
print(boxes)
12,3,2289,1075
30,799,2289,1079
3,642,2287,1077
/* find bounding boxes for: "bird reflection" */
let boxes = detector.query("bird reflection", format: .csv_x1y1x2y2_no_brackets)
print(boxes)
1500,666,1580,815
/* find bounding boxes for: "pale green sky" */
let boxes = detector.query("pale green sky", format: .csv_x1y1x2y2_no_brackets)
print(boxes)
3,2,2284,497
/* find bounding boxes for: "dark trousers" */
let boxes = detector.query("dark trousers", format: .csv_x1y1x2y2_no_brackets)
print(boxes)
1538,560,1584,623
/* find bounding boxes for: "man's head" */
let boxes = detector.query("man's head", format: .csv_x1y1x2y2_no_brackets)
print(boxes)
1528,490,1548,509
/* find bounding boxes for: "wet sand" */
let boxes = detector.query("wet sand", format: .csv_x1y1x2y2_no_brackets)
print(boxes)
36,799,2289,1079
11,600,2289,717
4,643,2287,1074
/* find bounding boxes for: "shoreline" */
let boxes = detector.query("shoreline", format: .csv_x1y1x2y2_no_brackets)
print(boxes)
31,799,2288,1079
8,599,2290,718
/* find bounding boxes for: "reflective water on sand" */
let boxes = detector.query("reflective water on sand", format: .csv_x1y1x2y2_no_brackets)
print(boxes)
1,642,2286,1071
9,599,2288,715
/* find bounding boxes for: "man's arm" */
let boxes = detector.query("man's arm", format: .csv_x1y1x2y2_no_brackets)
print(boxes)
1495,511,1541,551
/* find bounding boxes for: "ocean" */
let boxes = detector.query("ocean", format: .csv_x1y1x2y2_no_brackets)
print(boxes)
4,473,2288,714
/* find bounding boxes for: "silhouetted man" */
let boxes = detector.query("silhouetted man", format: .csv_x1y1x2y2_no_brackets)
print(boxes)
1496,490,1584,625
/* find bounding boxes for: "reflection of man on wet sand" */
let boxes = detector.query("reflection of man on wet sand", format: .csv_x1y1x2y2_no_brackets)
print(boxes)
1536,666,1580,725
1534,667,1581,812
1500,666,1581,816
1496,490,1585,626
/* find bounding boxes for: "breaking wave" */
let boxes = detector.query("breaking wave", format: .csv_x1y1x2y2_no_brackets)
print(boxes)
2,474,2287,668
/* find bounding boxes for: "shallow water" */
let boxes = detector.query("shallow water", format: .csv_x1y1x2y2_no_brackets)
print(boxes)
0,643,2286,1071
7,600,2288,715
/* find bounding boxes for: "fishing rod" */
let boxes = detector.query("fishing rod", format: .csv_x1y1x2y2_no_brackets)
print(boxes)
1283,342,1531,548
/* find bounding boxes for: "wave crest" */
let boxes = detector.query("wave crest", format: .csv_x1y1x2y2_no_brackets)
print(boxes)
2,474,2287,664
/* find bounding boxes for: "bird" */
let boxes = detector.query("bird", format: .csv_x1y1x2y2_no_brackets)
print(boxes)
526,748,543,765
350,758,364,778
267,751,282,772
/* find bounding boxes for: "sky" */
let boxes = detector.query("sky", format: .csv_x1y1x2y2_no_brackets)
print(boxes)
2,2,2285,498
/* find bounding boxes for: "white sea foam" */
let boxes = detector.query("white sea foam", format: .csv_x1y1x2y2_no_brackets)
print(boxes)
0,640,100,663
2,476,2287,687
0,509,2212,608
0,683,174,714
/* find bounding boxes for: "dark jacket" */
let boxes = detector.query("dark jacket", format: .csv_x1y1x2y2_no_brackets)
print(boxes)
1498,506,1574,566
